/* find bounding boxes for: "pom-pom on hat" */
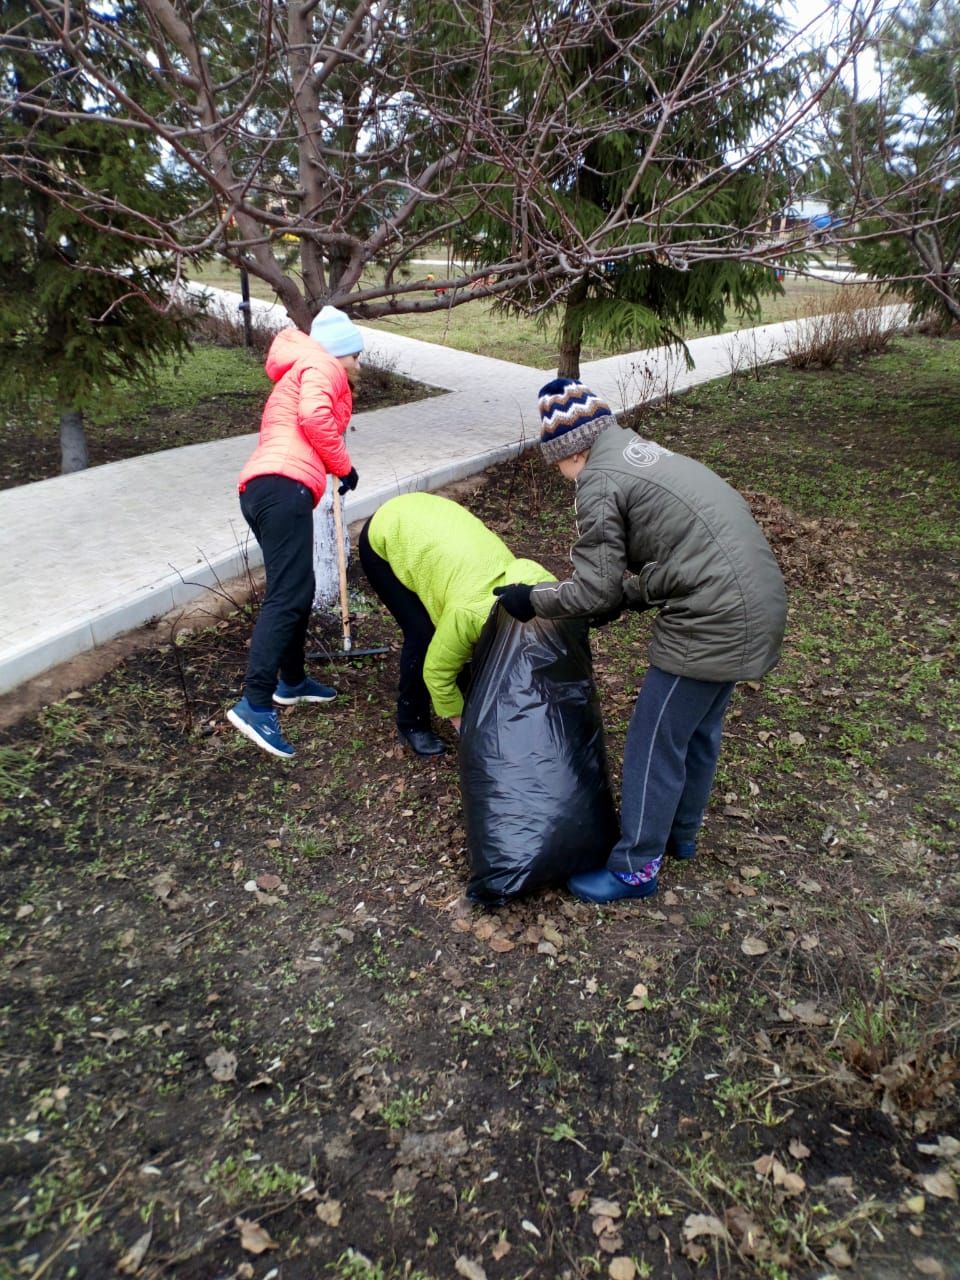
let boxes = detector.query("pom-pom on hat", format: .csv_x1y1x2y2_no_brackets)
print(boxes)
309,305,364,357
538,378,615,462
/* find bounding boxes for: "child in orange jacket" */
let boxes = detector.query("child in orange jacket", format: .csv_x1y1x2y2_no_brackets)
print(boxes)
227,307,362,760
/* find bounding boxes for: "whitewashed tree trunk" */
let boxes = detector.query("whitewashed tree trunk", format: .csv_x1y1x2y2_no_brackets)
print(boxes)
312,475,349,610
59,408,89,473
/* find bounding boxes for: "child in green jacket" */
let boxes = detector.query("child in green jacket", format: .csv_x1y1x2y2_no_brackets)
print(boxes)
359,493,552,756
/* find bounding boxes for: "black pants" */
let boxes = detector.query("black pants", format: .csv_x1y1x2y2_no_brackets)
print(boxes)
359,521,435,731
240,474,315,708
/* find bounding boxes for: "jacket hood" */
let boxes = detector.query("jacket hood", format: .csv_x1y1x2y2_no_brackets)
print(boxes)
265,327,340,384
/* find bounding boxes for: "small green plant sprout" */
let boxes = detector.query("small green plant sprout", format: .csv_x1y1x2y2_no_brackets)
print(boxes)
542,1119,587,1148
378,1088,427,1130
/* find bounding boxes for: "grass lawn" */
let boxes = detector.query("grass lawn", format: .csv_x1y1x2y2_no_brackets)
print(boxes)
0,338,434,491
1,333,958,1279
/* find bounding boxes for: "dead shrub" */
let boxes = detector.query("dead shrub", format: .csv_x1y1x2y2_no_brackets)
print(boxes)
784,283,895,369
192,302,277,358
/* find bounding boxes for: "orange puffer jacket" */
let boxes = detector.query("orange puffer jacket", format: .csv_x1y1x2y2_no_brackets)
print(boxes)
238,328,353,506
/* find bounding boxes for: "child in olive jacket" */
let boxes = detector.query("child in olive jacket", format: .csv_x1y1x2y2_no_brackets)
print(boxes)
360,492,552,756
495,378,787,902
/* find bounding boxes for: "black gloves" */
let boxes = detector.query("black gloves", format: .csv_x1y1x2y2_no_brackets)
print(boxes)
493,583,536,622
588,604,624,628
337,466,359,495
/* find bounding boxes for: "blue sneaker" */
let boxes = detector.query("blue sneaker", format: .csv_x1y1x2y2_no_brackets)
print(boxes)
567,869,659,903
273,676,337,706
227,698,296,760
668,838,697,861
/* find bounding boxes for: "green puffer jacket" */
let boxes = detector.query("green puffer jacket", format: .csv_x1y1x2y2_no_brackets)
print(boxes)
367,493,554,717
530,425,787,683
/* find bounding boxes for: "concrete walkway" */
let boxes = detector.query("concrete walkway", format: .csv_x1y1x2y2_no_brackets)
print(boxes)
0,295,905,694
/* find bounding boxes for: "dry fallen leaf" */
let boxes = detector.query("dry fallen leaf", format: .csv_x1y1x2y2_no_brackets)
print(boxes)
725,878,758,897
741,936,769,956
788,1000,829,1026
568,1188,588,1209
315,1198,342,1226
236,1217,278,1255
626,982,649,1011
825,1241,854,1268
491,1239,511,1261
739,865,761,879
683,1213,731,1243
256,872,282,891
781,1170,806,1196
116,1228,152,1275
454,1256,487,1280
920,1170,957,1201
917,1137,960,1160
753,1153,804,1194
609,1258,636,1280
913,1258,946,1278
589,1198,622,1219
489,936,515,953
205,1048,238,1083
789,1138,811,1160
597,1229,624,1254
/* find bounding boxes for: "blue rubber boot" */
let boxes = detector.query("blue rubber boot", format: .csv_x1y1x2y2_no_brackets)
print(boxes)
227,698,296,760
567,869,659,904
273,676,337,705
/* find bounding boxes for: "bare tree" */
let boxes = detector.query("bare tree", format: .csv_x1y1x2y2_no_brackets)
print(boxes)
1,1,882,333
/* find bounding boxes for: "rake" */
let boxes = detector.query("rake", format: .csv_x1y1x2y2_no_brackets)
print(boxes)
310,487,390,662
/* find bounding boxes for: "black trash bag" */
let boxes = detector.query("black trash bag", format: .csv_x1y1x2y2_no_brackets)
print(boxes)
460,604,618,905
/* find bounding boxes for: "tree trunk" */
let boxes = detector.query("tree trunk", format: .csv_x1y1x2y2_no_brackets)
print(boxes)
59,407,89,473
557,279,588,378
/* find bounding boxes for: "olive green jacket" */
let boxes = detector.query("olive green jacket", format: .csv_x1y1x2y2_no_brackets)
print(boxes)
530,425,786,682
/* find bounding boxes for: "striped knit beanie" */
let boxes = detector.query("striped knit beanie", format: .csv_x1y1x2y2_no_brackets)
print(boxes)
538,378,615,462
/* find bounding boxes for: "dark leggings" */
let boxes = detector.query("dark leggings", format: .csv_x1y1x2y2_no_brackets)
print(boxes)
240,474,315,708
358,522,435,730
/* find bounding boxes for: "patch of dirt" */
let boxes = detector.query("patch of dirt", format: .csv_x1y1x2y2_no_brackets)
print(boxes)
0,351,436,490
1,366,958,1280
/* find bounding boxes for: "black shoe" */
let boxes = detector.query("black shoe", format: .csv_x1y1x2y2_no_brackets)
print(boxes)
398,727,446,757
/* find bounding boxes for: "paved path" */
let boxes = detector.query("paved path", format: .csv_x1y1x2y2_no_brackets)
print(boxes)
0,294,905,694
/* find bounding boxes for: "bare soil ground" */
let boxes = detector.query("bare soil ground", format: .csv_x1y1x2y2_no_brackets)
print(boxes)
0,354,430,491
1,339,958,1280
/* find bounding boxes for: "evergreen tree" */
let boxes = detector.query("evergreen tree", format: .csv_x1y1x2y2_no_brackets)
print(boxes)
0,2,193,472
449,0,803,376
824,1,960,328
1,0,848,355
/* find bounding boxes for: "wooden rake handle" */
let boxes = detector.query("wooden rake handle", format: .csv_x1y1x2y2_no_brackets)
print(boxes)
332,485,352,653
